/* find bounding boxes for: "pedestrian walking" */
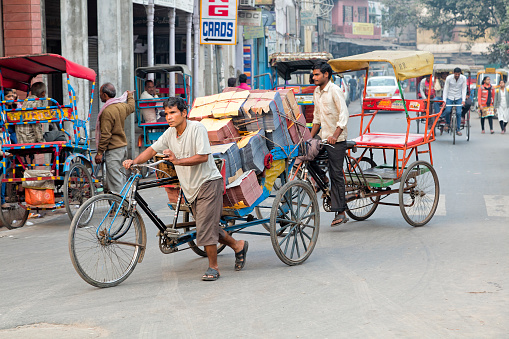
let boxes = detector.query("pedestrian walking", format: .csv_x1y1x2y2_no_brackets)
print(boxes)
95,82,135,193
478,76,495,134
348,76,357,102
310,61,350,226
494,80,509,134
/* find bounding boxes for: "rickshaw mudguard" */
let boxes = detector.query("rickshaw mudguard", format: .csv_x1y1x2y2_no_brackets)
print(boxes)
108,192,147,263
63,153,93,172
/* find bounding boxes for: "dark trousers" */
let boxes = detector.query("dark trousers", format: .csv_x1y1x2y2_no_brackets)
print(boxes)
481,116,493,131
326,141,347,213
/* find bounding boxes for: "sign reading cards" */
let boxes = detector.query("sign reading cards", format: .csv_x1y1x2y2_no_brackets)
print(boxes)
200,0,238,45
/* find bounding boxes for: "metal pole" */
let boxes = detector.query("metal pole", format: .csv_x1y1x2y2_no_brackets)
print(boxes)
185,13,192,70
193,0,200,98
168,7,176,96
146,0,155,81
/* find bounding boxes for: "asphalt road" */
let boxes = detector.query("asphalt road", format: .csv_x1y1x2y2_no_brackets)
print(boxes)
1,98,508,338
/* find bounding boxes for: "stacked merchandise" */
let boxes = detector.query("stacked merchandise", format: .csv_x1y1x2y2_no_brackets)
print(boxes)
189,91,249,120
200,118,240,145
223,170,263,209
237,129,269,174
210,142,242,182
278,89,311,144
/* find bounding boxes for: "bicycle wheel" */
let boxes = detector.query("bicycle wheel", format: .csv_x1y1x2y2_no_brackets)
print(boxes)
69,194,144,288
270,180,319,266
399,161,439,227
0,172,29,229
64,162,95,221
345,157,380,221
451,108,456,144
183,211,229,257
255,179,281,232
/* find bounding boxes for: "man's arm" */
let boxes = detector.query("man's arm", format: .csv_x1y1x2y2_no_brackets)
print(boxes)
328,87,348,145
310,123,320,138
442,77,450,101
163,151,208,166
95,110,113,163
461,77,467,104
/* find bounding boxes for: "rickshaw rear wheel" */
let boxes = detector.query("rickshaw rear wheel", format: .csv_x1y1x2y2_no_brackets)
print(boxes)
345,157,380,221
64,162,95,221
270,180,319,266
182,211,229,257
0,173,29,229
399,161,439,227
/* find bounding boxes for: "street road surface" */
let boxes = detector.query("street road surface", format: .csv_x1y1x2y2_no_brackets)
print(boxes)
1,98,508,338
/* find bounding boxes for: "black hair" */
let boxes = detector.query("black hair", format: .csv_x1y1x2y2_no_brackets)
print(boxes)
144,80,154,88
482,76,490,85
227,77,237,87
101,82,116,98
163,96,188,113
239,74,248,83
453,67,462,74
312,61,333,79
309,73,314,84
4,88,14,95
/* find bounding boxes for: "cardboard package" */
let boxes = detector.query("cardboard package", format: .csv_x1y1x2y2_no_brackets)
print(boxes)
223,170,263,209
201,118,240,145
211,142,242,181
237,129,269,174
278,89,311,143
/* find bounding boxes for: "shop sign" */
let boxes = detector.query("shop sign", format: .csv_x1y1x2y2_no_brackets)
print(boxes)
238,10,262,27
200,0,238,45
243,26,265,39
352,22,374,36
300,11,316,26
255,0,273,4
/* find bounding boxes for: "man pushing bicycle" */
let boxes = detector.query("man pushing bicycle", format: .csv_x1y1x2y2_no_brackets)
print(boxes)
123,97,248,281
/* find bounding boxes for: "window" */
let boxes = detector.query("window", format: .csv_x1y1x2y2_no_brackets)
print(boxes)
343,6,353,23
358,7,367,23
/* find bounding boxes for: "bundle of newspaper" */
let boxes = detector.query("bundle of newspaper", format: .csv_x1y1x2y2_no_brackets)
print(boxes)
189,91,249,120
200,118,240,145
223,170,263,209
278,89,311,144
210,142,242,182
237,129,269,174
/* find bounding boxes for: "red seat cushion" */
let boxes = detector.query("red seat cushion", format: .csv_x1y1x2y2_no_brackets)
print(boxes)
352,133,424,148
140,122,168,127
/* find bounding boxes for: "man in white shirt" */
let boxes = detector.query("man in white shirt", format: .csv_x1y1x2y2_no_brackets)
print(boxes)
310,61,349,226
442,67,467,136
139,80,159,123
123,97,248,281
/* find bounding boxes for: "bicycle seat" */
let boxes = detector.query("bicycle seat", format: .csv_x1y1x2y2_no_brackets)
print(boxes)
346,140,357,150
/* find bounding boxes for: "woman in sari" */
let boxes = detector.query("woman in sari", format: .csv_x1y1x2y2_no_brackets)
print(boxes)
478,76,495,134
494,79,509,134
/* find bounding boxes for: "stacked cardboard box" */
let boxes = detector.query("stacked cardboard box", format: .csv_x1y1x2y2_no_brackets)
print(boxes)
201,118,240,145
223,170,263,209
278,89,311,144
210,142,242,181
237,129,269,174
189,91,249,120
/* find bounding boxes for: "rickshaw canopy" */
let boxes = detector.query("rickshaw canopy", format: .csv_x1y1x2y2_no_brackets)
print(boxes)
135,64,191,78
269,52,333,80
0,54,96,92
329,51,434,81
433,64,471,74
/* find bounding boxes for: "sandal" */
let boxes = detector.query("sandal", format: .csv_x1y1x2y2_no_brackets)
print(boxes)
331,213,348,227
202,267,220,281
234,241,249,271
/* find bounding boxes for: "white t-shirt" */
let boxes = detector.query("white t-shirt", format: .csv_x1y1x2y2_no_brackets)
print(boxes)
151,120,222,202
140,91,159,123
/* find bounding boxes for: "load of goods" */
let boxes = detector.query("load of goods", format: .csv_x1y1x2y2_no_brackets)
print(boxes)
159,88,311,214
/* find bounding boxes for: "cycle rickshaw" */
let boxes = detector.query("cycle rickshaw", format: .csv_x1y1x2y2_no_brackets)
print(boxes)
0,54,97,229
68,126,319,288
322,51,440,226
417,64,472,144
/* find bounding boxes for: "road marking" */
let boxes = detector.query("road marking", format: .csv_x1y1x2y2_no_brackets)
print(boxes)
484,195,509,217
435,194,446,216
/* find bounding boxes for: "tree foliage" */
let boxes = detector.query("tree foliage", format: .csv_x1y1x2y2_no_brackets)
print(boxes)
382,0,509,65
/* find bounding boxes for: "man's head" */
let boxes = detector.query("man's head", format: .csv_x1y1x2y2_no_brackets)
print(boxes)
227,77,237,87
453,67,462,80
144,80,156,96
163,97,188,128
440,72,448,79
309,72,314,84
238,74,248,84
311,61,332,87
31,82,46,98
100,83,116,103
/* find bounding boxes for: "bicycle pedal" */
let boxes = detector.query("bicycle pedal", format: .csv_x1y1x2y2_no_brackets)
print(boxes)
164,228,181,238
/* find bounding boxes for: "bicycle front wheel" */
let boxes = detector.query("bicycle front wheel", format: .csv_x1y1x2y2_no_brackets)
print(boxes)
69,194,144,288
